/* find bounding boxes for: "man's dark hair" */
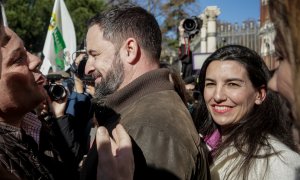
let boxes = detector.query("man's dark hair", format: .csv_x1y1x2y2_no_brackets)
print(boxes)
88,4,162,62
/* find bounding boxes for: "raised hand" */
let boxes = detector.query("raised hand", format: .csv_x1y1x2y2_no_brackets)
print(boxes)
96,124,134,180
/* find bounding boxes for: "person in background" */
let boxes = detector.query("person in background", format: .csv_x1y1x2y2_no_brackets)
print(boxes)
67,50,94,155
268,0,300,149
81,3,210,180
36,90,82,180
194,45,300,180
68,50,93,111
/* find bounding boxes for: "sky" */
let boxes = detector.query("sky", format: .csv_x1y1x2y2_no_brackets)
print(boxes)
196,0,260,24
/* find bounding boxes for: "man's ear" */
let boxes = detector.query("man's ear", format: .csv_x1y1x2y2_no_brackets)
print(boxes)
120,38,139,64
255,85,267,105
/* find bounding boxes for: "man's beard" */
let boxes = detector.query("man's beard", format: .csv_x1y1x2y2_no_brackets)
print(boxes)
92,53,124,106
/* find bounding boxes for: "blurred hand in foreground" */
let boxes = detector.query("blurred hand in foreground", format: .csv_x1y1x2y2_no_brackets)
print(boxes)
96,124,134,180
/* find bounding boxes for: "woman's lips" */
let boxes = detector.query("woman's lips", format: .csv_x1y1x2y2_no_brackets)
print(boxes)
212,105,232,114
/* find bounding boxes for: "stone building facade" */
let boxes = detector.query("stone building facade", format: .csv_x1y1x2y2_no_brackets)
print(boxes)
186,1,277,70
259,0,277,70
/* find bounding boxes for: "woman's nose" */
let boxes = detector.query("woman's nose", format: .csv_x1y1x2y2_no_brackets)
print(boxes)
213,86,227,102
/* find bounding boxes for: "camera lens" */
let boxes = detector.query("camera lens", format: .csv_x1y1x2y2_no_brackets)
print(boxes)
50,85,66,101
183,18,197,31
44,84,66,101
182,16,202,37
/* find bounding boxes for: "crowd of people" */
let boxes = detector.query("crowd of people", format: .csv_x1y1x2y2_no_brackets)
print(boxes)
0,0,300,179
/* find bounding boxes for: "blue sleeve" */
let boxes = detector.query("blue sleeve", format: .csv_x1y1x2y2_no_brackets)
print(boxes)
66,92,91,117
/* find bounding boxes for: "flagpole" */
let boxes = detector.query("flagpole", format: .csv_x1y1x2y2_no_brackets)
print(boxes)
0,1,3,26
0,0,8,27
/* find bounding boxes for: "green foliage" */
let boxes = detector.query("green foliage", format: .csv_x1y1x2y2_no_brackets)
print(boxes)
65,0,107,48
134,0,199,59
5,0,52,53
4,0,199,58
4,0,106,53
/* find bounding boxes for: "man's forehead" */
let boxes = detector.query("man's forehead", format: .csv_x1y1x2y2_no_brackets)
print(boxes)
4,28,24,50
86,25,104,42
86,26,114,53
0,28,26,69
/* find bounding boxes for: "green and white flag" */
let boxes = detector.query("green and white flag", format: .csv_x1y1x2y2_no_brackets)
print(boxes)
40,0,76,74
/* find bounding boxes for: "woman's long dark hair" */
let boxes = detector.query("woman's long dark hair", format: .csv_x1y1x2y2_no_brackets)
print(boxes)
194,45,297,179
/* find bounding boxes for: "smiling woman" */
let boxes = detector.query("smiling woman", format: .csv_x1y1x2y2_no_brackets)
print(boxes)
194,45,300,180
204,60,264,128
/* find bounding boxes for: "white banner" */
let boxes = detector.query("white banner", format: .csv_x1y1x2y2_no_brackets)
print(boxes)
41,0,76,75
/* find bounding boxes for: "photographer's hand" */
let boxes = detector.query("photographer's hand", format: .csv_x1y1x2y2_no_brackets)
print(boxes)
37,94,67,119
74,75,84,93
51,93,68,118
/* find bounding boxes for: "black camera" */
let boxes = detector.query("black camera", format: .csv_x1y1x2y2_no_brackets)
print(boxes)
70,53,95,84
44,74,67,101
182,16,202,37
71,55,88,78
70,50,88,79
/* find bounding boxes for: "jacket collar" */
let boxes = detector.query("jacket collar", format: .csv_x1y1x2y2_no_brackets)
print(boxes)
97,68,175,114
